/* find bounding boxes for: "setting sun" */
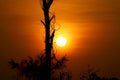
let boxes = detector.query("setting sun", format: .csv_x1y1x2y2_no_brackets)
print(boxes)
56,37,67,47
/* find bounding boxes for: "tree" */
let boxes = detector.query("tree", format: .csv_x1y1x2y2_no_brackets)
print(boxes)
79,66,119,80
9,53,68,80
9,0,69,80
41,0,55,80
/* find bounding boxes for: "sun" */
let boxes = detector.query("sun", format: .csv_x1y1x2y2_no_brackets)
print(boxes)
56,37,67,47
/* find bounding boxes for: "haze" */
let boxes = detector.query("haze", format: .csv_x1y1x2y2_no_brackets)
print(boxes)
0,0,120,80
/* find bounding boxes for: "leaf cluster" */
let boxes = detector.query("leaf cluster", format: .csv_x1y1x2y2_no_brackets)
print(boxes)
8,53,68,80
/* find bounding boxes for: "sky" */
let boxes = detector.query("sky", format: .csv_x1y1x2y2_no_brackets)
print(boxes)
0,0,120,80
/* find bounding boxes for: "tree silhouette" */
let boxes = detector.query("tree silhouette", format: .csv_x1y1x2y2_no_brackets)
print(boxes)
8,0,119,80
41,0,56,80
9,53,69,80
8,0,70,80
79,66,119,80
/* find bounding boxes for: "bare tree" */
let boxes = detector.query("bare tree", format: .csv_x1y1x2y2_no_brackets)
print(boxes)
9,0,63,80
41,0,55,80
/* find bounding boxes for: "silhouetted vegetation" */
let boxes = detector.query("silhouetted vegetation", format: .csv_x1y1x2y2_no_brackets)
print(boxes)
8,0,71,80
8,0,119,80
9,57,119,80
41,0,56,80
9,53,72,80
80,66,119,80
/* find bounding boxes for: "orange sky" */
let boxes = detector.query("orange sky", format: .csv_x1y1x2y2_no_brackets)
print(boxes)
0,0,120,80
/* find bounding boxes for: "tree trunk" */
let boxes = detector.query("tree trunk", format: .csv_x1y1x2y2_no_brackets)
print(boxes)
41,0,54,80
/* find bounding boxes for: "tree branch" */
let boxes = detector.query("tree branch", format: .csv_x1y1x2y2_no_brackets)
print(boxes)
41,20,46,26
48,0,53,9
50,15,55,22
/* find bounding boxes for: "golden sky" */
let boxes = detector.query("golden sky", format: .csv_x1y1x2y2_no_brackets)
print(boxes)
0,0,120,80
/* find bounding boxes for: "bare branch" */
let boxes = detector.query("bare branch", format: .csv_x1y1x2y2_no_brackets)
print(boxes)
41,20,46,26
51,29,55,40
48,0,53,9
50,15,55,22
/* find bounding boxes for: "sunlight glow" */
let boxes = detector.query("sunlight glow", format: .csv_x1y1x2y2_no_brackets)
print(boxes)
56,37,67,47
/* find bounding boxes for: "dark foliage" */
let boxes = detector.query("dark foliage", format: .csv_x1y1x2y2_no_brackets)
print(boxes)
8,53,70,80
80,66,119,80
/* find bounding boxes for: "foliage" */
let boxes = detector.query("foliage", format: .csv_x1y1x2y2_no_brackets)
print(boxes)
8,53,71,80
8,0,71,80
79,66,119,80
